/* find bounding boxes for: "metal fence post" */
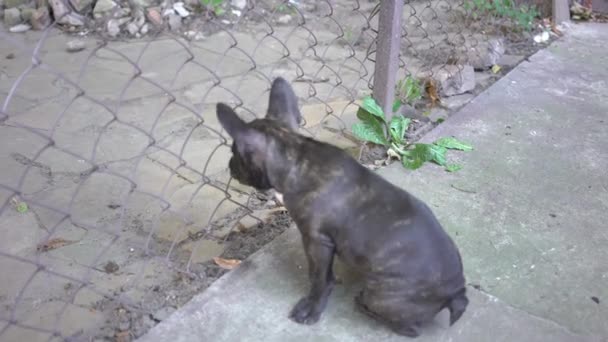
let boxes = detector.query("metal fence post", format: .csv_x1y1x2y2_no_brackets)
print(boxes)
372,0,404,121
553,0,570,24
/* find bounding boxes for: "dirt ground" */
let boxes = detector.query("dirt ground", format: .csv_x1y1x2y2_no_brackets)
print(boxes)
0,0,553,340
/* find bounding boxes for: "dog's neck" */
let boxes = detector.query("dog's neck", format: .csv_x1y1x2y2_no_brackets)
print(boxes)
263,148,299,195
263,137,323,198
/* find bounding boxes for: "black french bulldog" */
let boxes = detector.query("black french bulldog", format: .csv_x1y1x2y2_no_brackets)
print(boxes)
216,77,468,337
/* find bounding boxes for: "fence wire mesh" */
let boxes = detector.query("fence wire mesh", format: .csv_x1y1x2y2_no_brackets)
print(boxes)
1,0,543,340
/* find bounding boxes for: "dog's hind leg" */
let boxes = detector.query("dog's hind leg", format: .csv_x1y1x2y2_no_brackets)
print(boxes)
354,290,422,338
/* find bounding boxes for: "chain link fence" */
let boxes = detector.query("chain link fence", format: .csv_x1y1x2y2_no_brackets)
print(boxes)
1,0,547,340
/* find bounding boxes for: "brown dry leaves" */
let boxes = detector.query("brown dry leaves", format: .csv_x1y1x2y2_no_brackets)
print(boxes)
37,238,75,252
423,78,442,108
236,206,287,233
213,257,241,270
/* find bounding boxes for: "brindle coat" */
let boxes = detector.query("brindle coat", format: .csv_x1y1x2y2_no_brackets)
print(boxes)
216,77,468,337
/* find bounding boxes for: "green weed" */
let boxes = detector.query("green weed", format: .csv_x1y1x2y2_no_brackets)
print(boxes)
464,0,539,31
200,0,225,16
352,96,472,172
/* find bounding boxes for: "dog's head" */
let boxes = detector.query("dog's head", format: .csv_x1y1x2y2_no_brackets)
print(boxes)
216,77,302,190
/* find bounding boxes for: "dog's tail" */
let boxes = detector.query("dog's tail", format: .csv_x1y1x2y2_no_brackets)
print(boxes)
447,288,469,326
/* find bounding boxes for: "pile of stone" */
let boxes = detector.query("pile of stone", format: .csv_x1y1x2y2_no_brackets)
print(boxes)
0,0,249,37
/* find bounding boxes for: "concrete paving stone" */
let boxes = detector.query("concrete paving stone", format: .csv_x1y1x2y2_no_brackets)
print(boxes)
299,100,355,128
180,239,226,264
1,325,57,342
376,24,608,337
0,257,38,310
139,227,600,342
151,182,248,243
17,300,105,334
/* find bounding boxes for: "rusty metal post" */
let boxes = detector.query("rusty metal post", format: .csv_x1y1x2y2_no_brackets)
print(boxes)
553,0,570,24
373,0,404,121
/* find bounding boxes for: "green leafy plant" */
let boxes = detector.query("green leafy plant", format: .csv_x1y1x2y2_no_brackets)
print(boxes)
352,96,472,172
393,76,422,113
276,3,297,14
200,0,225,16
464,0,539,31
16,202,28,213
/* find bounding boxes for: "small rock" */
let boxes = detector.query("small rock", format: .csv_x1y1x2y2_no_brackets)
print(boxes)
107,19,121,37
132,0,155,7
162,7,174,16
30,7,50,30
9,23,31,33
4,8,22,27
69,0,94,13
433,65,475,97
93,0,117,16
277,14,292,25
231,0,246,9
497,54,525,68
570,1,592,20
467,37,505,71
20,7,35,23
167,12,181,31
66,39,86,52
4,0,27,8
6,53,15,59
159,0,171,11
184,30,204,40
132,9,145,25
184,30,195,39
126,21,139,35
113,7,130,18
533,31,550,44
146,7,162,26
49,0,85,25
172,1,189,17
140,23,149,34
440,93,474,110
104,261,119,273
152,307,176,321
116,16,130,26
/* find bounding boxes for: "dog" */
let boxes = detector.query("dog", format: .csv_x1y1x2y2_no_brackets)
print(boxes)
216,77,468,337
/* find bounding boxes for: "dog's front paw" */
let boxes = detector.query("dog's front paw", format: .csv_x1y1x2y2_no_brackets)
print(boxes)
289,297,322,325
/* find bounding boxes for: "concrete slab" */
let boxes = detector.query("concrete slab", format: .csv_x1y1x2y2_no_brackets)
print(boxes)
139,23,608,341
374,23,608,337
138,227,597,342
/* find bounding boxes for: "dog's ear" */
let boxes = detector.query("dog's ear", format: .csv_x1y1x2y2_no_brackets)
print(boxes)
266,77,302,131
216,103,266,162
217,103,247,138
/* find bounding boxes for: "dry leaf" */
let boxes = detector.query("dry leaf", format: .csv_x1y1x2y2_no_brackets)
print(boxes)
213,257,241,270
37,238,75,252
237,207,287,232
115,330,130,342
551,24,563,36
424,78,441,108
387,148,401,161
